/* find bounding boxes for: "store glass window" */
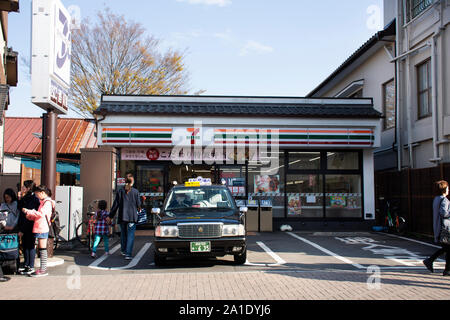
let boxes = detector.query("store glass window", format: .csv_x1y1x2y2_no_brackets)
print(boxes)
286,174,323,218
325,175,362,218
327,152,359,170
248,152,285,218
218,165,246,197
288,152,321,170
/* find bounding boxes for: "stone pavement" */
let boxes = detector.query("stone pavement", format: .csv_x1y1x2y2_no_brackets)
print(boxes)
1,268,449,300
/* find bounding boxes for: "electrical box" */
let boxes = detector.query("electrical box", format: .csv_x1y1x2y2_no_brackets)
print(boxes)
55,186,83,241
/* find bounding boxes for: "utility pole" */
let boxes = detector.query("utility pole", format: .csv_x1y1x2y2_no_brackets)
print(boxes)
41,110,58,198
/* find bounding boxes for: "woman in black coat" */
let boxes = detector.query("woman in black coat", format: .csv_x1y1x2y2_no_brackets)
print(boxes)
17,180,40,275
108,173,141,260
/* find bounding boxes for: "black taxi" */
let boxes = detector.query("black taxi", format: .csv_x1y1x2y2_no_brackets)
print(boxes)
151,179,247,266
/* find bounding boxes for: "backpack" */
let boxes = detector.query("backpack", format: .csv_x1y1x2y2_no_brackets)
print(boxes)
44,200,62,239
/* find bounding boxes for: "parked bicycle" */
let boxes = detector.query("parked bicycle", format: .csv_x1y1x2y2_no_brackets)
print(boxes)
378,198,407,235
75,200,116,252
75,200,98,251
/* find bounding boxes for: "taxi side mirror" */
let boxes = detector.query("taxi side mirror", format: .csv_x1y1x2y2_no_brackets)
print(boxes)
239,207,247,223
151,208,161,215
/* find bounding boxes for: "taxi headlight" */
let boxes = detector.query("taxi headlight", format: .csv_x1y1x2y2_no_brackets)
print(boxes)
222,224,245,236
155,225,178,238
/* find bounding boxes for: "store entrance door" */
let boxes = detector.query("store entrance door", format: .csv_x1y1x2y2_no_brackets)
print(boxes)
168,164,216,185
216,164,247,199
135,163,167,227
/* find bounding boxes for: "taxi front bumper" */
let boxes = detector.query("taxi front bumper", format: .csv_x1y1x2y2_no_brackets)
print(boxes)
153,237,246,257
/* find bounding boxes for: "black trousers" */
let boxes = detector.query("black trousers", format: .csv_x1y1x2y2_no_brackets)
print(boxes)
21,232,36,268
428,244,450,270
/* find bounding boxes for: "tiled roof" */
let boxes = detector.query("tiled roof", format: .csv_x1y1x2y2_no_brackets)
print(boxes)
96,102,382,118
4,117,97,155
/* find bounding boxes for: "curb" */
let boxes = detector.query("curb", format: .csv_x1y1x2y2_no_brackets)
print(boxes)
35,257,65,268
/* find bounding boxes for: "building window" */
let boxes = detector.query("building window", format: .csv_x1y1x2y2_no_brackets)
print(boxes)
286,174,323,218
382,79,395,130
417,59,432,119
248,152,285,218
325,175,362,218
405,0,434,22
327,152,359,170
285,150,362,219
288,152,321,170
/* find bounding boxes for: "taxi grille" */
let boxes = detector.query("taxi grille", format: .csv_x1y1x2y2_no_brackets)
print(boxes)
178,223,222,238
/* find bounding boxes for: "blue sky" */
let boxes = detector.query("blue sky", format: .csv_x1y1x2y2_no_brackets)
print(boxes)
6,0,384,118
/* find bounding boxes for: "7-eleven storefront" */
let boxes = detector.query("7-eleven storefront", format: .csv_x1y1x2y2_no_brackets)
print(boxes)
95,95,381,230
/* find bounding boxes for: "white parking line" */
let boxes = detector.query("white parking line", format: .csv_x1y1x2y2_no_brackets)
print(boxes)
89,243,152,270
256,241,286,265
377,232,441,249
287,232,366,270
88,244,121,268
244,241,287,267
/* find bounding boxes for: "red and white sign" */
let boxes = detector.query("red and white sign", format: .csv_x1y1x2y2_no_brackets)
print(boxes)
146,148,160,161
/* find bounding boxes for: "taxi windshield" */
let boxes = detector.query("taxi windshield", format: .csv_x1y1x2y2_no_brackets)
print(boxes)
164,187,236,217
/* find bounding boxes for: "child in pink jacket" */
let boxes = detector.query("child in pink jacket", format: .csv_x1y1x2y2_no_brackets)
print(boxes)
22,185,55,278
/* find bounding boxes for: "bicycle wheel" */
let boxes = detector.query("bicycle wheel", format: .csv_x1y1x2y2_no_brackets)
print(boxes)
395,216,407,235
75,222,87,247
53,236,58,251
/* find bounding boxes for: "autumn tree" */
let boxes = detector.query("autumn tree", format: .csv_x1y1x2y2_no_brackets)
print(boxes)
71,9,191,117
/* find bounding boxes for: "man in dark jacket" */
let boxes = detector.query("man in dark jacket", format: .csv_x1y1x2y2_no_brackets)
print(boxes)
17,181,40,275
108,174,141,260
423,180,450,276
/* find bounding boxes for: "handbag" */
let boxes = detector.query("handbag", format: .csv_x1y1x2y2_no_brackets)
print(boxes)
439,227,450,245
0,234,19,261
136,208,148,226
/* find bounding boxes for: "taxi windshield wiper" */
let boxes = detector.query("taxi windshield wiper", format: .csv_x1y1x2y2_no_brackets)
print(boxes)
169,207,201,211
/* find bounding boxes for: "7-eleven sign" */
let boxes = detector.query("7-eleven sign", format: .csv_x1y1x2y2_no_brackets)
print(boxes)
187,127,201,145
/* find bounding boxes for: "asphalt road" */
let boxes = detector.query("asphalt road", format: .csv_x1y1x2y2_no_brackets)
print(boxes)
50,229,448,275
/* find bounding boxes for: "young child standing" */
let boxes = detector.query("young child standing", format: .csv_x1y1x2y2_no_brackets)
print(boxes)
91,200,110,258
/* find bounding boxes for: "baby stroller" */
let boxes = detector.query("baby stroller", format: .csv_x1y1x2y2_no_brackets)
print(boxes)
0,233,19,274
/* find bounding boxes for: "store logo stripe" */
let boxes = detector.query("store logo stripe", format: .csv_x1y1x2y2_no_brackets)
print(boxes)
308,134,349,139
102,128,130,132
348,135,373,140
129,133,172,138
126,140,172,144
130,128,172,132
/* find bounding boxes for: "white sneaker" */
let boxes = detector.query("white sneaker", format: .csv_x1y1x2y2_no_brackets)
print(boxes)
91,252,97,258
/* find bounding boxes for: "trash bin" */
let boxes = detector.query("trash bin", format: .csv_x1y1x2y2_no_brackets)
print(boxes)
246,200,259,232
259,200,273,232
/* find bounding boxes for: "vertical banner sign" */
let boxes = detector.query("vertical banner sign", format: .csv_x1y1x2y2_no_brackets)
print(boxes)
31,0,71,114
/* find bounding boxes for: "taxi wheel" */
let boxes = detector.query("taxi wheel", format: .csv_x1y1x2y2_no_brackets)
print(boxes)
233,249,247,265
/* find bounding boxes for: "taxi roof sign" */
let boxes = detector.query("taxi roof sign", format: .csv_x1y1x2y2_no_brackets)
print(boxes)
185,177,212,187
185,181,201,187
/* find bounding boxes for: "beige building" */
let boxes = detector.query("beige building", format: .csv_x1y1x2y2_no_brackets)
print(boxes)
307,21,396,171
309,0,450,171
0,0,19,173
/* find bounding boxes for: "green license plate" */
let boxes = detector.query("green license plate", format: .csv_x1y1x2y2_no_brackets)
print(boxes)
190,241,211,253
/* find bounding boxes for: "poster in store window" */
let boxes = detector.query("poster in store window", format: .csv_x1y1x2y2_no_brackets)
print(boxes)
254,175,280,193
330,196,346,208
288,194,302,215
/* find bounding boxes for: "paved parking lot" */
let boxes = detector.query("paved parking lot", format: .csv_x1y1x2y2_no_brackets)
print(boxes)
1,230,449,300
